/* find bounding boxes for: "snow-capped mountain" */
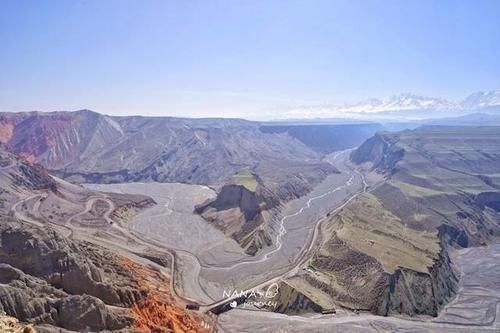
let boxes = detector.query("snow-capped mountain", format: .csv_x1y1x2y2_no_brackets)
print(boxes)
279,90,500,120
337,94,456,114
461,91,500,109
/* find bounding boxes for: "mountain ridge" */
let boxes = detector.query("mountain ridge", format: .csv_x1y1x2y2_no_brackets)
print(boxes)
0,110,377,185
3,90,500,121
279,90,500,120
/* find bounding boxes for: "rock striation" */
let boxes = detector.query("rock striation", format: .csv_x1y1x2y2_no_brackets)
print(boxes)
0,221,137,331
0,220,208,332
275,126,500,317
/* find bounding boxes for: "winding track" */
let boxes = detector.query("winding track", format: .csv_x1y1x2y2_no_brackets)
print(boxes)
204,149,356,272
198,149,370,311
9,189,203,304
8,149,368,311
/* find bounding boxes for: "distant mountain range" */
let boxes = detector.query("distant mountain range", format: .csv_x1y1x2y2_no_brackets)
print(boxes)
0,110,378,186
461,91,500,109
338,94,455,114
0,110,381,255
282,90,500,120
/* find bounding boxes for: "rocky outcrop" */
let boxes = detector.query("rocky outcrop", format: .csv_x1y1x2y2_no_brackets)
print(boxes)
339,126,500,316
305,232,458,317
195,184,276,255
0,144,57,192
196,185,266,221
378,245,459,316
195,161,337,255
0,220,208,332
310,234,388,312
109,193,157,224
0,221,144,307
12,164,57,192
352,127,500,246
0,145,209,332
350,133,404,172
0,220,141,331
475,191,500,211
0,258,133,332
438,224,469,248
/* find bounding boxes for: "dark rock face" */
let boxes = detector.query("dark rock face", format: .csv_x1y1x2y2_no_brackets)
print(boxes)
308,233,459,317
438,224,469,248
195,184,276,255
259,123,383,153
0,220,141,331
14,164,57,191
197,185,263,221
379,246,459,316
0,144,57,192
475,192,500,211
350,133,404,172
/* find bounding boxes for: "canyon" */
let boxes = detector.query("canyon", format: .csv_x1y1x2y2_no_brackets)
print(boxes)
0,111,499,332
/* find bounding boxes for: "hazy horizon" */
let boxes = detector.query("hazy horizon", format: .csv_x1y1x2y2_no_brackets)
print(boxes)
2,0,500,119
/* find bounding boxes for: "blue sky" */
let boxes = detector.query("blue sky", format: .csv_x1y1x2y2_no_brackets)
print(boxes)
1,0,500,118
